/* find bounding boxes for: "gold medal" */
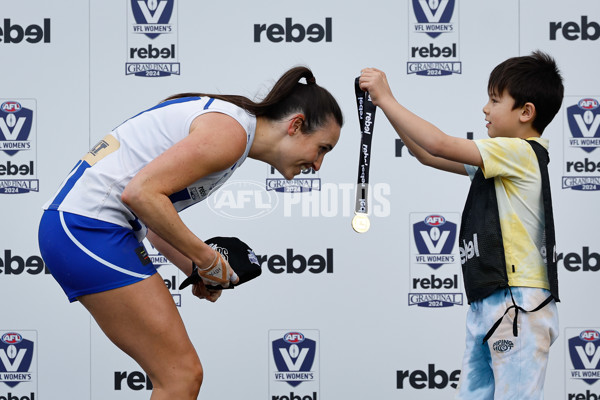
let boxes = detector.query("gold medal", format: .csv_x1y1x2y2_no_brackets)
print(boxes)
351,213,370,233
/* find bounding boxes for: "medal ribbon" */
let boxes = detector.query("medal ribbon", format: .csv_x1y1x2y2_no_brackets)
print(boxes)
353,76,377,216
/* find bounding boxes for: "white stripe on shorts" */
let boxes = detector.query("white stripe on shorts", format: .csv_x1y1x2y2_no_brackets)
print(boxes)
59,211,151,279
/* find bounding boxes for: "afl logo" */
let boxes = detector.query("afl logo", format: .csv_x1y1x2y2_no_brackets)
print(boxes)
284,332,305,344
1,101,22,113
580,330,600,341
425,214,446,226
578,98,599,110
1,332,23,344
207,180,279,220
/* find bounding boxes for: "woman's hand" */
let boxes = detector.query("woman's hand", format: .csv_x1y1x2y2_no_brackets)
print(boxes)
192,280,222,303
195,250,239,288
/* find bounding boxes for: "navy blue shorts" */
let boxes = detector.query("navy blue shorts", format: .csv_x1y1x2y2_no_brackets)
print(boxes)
38,210,157,302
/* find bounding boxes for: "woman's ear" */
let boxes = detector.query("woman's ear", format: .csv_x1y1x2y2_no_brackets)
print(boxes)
287,113,305,135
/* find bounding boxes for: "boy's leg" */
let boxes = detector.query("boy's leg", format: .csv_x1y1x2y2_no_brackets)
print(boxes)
489,287,559,400
455,300,495,400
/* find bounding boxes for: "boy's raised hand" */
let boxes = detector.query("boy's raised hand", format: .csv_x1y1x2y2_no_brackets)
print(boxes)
359,68,395,107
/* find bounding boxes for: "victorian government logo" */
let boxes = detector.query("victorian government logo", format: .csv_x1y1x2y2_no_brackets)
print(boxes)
269,330,319,399
0,331,37,393
127,0,180,77
408,0,462,76
567,329,600,386
563,97,600,191
408,213,463,308
0,100,38,194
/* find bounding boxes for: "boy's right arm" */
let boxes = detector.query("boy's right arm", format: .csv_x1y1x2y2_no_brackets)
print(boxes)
359,68,482,175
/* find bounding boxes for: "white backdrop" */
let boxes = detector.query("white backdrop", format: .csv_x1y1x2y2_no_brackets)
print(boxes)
1,1,599,399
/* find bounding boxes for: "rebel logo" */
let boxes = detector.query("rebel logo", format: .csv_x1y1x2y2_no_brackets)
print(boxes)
258,249,333,274
558,247,600,272
413,215,457,269
127,0,179,77
0,250,49,275
568,329,600,385
409,213,463,308
0,19,50,44
254,18,332,43
563,97,600,191
550,16,600,41
0,98,38,194
114,370,153,390
397,363,460,389
408,0,461,76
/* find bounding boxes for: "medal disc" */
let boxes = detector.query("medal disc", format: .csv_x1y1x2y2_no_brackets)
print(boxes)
351,213,370,233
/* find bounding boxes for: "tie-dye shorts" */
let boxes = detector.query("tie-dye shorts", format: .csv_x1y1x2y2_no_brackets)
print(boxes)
455,287,558,400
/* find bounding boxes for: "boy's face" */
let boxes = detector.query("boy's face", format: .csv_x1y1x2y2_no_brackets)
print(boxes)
482,89,524,138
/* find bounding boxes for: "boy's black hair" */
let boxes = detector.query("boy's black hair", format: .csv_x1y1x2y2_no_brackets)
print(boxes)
488,51,564,134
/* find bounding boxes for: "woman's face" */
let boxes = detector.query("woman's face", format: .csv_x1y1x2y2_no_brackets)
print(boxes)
277,116,341,180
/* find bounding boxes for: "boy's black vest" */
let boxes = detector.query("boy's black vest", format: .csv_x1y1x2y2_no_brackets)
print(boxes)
459,140,560,305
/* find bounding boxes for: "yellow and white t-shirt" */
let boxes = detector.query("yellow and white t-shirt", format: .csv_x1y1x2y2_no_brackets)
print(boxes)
464,137,550,290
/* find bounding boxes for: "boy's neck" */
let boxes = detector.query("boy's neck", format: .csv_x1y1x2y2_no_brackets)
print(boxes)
516,126,541,139
501,124,541,140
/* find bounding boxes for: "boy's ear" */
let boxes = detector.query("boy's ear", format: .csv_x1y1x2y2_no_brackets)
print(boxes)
520,102,536,123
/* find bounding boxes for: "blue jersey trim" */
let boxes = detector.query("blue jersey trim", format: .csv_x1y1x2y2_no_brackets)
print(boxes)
204,97,215,109
168,188,191,204
113,96,204,130
48,160,90,210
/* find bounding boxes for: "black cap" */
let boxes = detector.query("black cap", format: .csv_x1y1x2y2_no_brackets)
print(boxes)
178,236,261,290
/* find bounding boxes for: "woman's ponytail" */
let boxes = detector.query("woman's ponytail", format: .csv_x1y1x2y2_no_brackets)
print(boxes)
163,66,343,132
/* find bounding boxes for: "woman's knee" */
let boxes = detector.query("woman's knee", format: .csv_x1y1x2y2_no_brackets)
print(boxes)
153,354,204,396
185,358,204,390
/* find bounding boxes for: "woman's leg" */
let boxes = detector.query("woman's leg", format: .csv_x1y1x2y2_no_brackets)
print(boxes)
79,274,203,400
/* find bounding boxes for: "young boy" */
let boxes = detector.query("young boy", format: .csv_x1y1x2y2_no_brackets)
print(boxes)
360,51,564,399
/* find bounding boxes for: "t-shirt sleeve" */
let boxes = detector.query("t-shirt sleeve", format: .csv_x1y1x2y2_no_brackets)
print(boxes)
474,137,537,180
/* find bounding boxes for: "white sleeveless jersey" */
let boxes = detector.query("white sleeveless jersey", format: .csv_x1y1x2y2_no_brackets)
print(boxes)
44,97,256,239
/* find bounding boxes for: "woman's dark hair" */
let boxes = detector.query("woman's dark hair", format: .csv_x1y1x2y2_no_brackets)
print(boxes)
487,50,564,134
164,66,343,133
